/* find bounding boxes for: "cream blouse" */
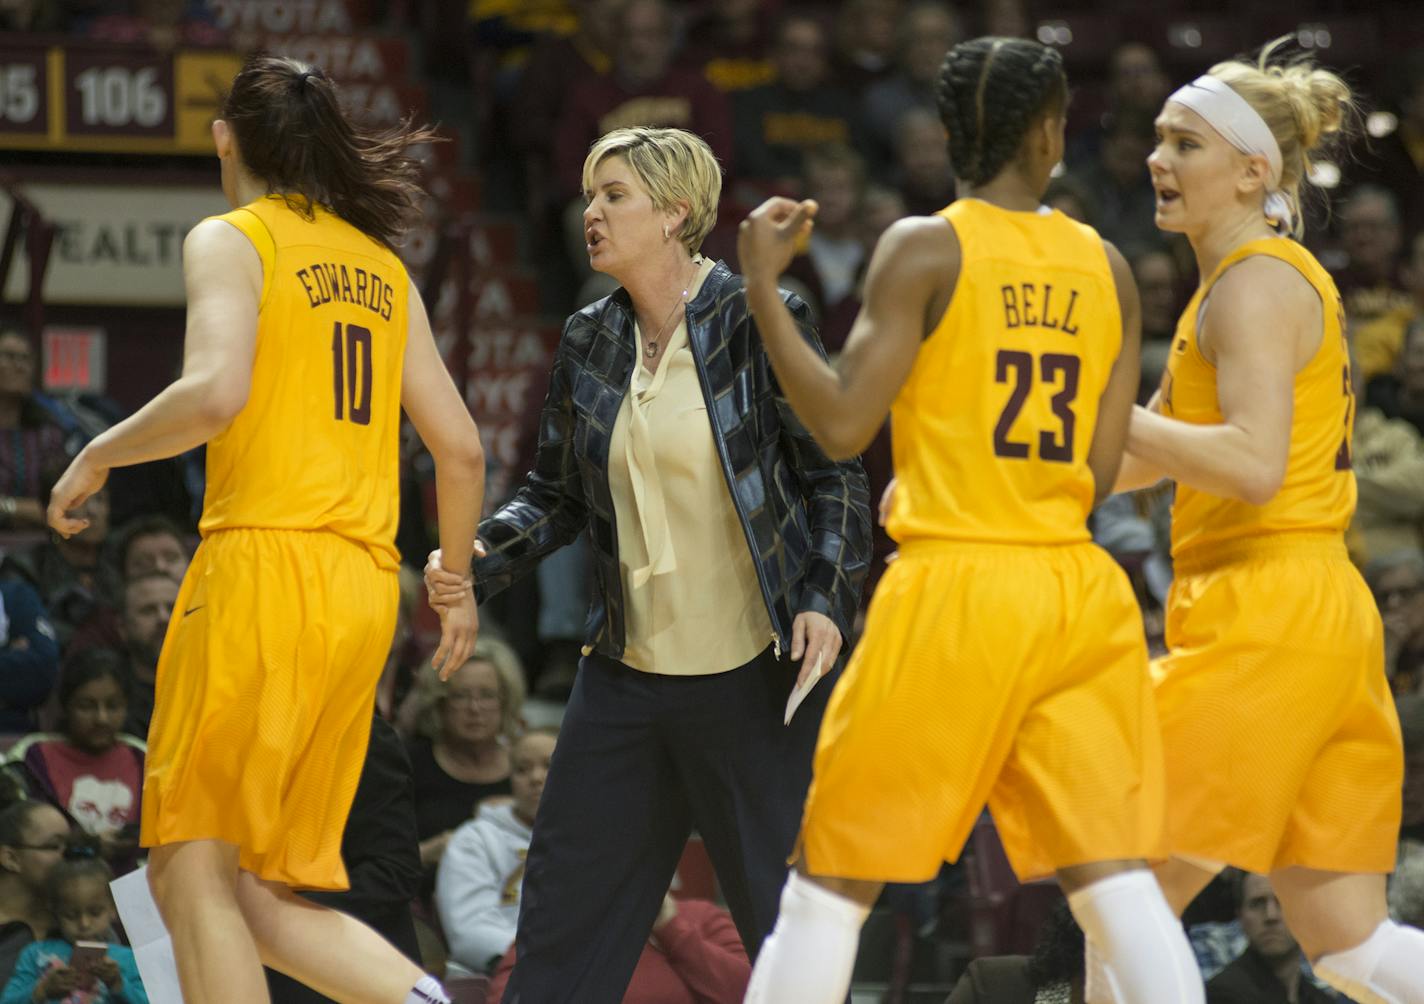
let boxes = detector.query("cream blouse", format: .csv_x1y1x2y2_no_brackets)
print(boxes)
605,257,774,674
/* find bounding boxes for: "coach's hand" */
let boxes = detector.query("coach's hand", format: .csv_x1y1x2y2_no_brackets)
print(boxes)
424,541,487,610
47,448,110,539
791,610,841,689
433,590,479,681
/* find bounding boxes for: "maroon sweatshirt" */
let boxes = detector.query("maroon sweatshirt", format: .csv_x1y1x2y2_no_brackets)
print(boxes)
487,898,750,1004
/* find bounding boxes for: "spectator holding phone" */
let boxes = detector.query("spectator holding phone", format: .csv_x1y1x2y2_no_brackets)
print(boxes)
0,851,146,1003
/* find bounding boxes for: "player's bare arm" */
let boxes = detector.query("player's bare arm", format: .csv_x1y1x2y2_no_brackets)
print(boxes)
1113,388,1167,493
48,218,261,537
739,199,955,461
1084,240,1144,505
401,277,486,677
1125,256,1310,505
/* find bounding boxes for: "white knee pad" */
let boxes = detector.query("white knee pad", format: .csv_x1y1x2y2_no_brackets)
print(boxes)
1084,939,1117,1004
743,873,871,1004
1068,871,1204,1004
1313,920,1424,1004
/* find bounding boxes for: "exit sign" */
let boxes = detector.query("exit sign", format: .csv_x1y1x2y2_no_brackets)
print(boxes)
42,326,106,392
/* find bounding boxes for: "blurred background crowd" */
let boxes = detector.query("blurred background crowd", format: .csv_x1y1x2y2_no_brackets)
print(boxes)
0,0,1422,1000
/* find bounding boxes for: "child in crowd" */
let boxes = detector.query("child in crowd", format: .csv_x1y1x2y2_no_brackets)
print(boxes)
0,852,146,1003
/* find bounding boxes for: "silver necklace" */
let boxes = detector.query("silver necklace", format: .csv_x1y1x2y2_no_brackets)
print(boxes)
644,262,696,359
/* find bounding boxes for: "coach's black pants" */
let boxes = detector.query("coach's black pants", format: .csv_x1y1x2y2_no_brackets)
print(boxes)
500,644,835,1003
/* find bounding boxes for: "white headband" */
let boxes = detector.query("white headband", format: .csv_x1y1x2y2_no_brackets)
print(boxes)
1168,74,1294,232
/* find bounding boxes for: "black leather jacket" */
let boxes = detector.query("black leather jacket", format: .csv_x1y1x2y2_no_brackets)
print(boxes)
474,261,871,660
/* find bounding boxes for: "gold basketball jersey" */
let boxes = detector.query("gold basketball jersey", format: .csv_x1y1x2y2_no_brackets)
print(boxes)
1160,237,1356,558
200,195,410,568
885,199,1124,545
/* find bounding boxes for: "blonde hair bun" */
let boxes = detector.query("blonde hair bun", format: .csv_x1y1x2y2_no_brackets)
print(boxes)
1206,37,1356,237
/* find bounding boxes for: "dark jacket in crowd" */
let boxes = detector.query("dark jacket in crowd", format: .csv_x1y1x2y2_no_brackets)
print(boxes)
1206,947,1334,1004
474,261,872,657
0,581,59,735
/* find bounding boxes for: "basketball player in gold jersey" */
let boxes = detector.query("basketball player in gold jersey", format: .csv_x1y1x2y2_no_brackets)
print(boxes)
1111,43,1424,1004
736,38,1203,1004
46,57,483,1004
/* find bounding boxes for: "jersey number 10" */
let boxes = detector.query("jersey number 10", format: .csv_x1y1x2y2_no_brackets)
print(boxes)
332,321,373,426
993,350,1080,462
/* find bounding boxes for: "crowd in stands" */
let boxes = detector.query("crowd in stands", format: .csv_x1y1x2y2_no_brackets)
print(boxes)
2,0,1424,999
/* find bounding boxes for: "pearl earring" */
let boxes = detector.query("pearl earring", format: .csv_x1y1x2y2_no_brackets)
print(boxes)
663,225,670,240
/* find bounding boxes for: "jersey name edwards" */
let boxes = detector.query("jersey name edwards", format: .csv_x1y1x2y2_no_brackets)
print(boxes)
295,262,395,320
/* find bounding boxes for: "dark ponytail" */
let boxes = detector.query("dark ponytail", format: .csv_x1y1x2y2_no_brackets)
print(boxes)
220,54,439,250
936,37,1067,186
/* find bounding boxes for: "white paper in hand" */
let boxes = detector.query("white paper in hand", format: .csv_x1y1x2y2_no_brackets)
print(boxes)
784,652,824,725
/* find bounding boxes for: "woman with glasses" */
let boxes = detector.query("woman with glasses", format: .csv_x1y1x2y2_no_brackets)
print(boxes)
0,801,72,984
403,638,526,877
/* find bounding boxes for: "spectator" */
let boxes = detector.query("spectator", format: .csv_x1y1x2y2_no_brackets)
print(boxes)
61,516,190,672
1365,316,1424,436
267,716,424,1003
4,650,144,874
1392,849,1424,928
980,0,1029,38
785,144,867,321
0,803,70,984
860,183,907,255
1042,175,1098,227
1334,185,1409,330
1070,108,1161,259
86,0,224,48
108,517,188,586
510,0,624,218
1358,53,1424,237
832,0,902,91
488,890,750,1004
2,485,108,652
1352,401,1424,564
731,13,857,198
435,728,555,974
0,329,70,532
0,0,63,31
890,105,954,217
1366,550,1424,695
401,639,524,876
375,567,423,724
0,853,147,1004
859,2,962,174
1400,694,1423,848
1205,872,1333,1004
1133,249,1183,400
1356,230,1424,383
1067,43,1171,170
683,0,777,94
0,579,60,735
945,899,1083,1003
114,572,178,738
552,0,734,217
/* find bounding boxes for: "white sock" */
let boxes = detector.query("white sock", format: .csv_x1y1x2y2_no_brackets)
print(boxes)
1313,919,1424,1004
1084,938,1118,1004
405,975,450,1004
1067,871,1204,1004
744,872,872,1004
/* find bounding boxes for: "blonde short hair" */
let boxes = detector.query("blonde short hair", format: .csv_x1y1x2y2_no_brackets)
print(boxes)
581,127,723,254
1207,38,1354,239
413,635,527,742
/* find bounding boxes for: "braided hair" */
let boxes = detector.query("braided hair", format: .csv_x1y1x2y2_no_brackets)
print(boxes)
936,37,1068,187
